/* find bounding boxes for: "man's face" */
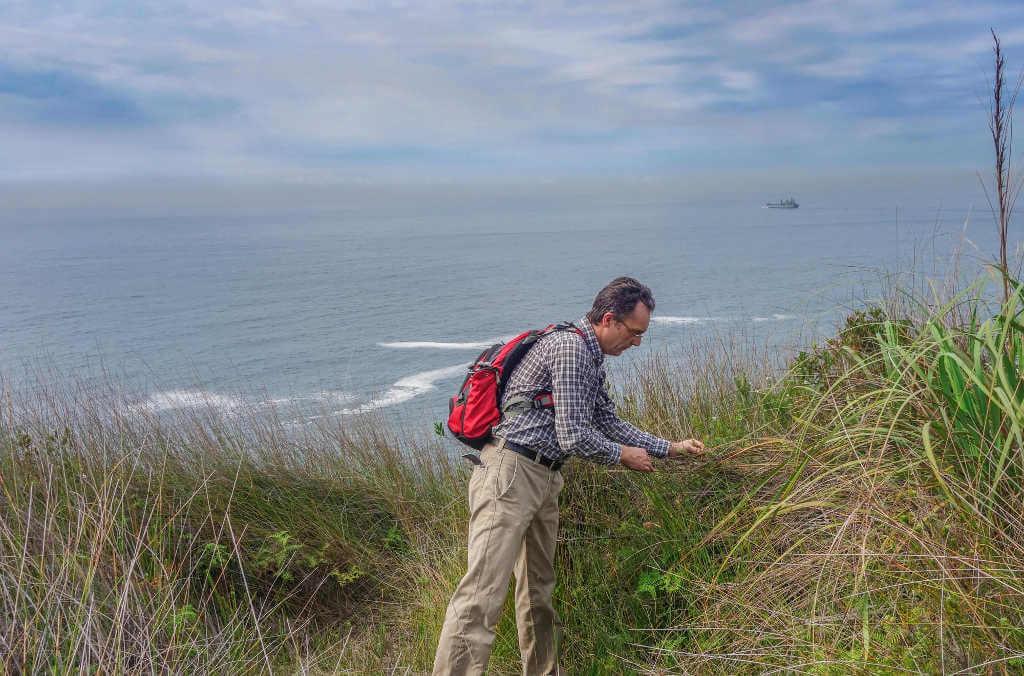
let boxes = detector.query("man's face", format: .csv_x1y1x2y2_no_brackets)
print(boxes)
598,303,651,356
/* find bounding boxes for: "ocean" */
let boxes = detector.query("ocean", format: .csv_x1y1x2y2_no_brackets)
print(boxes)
1,177,1017,431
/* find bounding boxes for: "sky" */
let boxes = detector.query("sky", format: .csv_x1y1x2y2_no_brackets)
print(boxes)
2,1,1024,183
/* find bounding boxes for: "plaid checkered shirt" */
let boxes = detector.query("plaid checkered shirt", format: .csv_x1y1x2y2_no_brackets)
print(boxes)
492,316,670,465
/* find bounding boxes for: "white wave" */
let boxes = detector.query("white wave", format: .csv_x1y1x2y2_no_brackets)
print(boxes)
655,314,798,325
379,340,495,350
137,389,244,413
341,363,470,415
265,391,356,407
653,316,724,325
752,314,796,322
378,335,513,350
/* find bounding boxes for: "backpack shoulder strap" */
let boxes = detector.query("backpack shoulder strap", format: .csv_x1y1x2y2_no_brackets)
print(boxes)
500,321,582,417
549,321,582,335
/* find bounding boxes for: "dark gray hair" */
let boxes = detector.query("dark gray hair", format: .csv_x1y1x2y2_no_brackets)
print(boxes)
586,277,655,324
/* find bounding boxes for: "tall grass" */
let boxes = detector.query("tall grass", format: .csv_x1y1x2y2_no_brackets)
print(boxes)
632,279,1024,673
0,381,465,672
5,278,1024,673
3,33,1023,672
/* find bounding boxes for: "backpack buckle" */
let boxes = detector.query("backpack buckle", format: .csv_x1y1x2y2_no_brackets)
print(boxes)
533,392,554,408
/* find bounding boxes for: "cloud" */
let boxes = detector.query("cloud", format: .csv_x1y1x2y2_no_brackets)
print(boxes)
0,0,1022,180
0,62,147,127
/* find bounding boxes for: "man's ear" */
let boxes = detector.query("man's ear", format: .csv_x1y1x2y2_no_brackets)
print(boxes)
601,312,615,327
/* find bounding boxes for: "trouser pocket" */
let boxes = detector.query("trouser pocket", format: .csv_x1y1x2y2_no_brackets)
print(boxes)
493,450,519,500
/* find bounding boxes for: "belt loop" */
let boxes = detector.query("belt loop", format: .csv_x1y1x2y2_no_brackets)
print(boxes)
496,437,507,452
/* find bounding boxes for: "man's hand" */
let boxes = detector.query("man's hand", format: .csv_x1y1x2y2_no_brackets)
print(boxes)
619,445,654,472
667,438,706,459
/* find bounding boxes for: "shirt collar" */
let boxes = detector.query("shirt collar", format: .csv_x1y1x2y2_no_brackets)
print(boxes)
578,316,604,366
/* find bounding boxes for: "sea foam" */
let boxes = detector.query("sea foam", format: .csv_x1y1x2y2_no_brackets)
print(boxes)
379,340,494,350
752,314,796,322
377,335,513,350
341,363,470,414
655,314,797,324
265,391,356,407
653,316,724,325
137,389,244,413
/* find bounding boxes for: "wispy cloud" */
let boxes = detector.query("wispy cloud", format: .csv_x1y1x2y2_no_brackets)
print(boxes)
0,63,147,127
1,0,1022,180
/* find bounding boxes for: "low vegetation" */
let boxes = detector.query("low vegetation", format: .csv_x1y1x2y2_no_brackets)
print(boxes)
3,268,1024,673
2,29,1021,676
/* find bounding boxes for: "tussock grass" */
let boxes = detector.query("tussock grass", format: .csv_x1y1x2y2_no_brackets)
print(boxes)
0,383,464,672
5,277,1024,673
627,274,1024,674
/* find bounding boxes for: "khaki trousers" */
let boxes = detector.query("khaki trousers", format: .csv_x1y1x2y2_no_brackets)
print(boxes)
433,442,565,676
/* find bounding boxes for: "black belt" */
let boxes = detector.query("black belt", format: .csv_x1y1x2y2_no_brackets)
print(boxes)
496,438,564,471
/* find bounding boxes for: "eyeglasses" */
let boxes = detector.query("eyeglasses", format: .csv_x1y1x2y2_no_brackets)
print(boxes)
617,318,646,338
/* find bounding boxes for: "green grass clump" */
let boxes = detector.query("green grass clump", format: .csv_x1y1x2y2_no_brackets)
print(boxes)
4,273,1024,673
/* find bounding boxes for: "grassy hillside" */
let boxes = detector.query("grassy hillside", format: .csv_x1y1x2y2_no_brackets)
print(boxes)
4,271,1024,673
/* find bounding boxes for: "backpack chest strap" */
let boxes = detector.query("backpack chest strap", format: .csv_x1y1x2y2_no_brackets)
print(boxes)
502,391,554,417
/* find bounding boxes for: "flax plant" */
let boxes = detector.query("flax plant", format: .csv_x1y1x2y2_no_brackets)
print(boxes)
877,278,1024,528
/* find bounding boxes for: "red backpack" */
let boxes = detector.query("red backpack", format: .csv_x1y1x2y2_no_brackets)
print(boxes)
447,323,580,450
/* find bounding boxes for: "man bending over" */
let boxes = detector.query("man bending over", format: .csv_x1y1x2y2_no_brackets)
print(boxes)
433,276,706,675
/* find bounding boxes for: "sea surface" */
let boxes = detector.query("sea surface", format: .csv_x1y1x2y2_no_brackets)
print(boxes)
1,179,1018,431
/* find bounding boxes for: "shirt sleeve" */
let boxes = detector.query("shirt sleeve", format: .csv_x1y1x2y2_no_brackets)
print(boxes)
593,381,671,458
548,335,622,465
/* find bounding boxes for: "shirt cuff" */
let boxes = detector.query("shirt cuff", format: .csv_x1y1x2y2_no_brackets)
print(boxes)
605,441,622,466
647,437,670,459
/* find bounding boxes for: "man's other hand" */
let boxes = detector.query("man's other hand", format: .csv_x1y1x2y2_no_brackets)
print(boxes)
668,438,705,459
619,445,654,472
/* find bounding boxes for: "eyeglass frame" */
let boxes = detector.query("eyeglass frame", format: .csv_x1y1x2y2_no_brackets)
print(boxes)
616,317,646,338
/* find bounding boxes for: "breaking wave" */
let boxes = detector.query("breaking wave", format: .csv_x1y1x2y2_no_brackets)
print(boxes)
752,314,796,322
379,340,498,350
135,389,245,413
340,363,469,415
653,316,724,324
